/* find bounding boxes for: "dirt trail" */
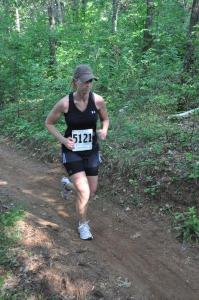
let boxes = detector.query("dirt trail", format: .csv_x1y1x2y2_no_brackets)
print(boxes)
0,139,199,300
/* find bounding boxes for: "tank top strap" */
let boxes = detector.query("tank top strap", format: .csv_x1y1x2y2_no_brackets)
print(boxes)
68,92,75,111
69,92,74,102
89,91,94,103
89,92,97,110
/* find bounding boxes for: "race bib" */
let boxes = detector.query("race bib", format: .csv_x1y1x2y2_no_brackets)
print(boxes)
72,129,93,151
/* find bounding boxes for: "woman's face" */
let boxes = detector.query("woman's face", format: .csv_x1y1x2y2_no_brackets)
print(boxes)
76,79,93,93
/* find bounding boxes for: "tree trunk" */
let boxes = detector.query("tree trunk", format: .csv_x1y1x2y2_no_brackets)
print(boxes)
183,0,199,72
112,0,120,34
48,0,57,68
71,0,79,17
81,0,87,15
143,0,154,52
168,107,199,119
15,7,20,32
177,0,189,10
56,0,64,24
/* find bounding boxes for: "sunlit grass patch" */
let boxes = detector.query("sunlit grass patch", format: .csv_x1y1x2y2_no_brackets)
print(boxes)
0,207,24,272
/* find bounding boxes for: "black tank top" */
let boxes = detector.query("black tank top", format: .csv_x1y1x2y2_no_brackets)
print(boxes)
62,92,99,154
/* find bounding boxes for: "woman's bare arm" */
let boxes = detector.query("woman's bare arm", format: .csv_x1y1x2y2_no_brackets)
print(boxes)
45,97,74,150
94,94,109,140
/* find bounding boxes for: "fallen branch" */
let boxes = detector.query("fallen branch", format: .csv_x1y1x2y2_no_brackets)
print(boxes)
168,107,199,119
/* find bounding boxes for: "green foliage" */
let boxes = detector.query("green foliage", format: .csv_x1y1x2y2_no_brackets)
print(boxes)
0,207,24,268
0,207,25,299
144,185,159,196
188,162,199,179
1,0,197,112
0,208,24,227
0,276,4,289
174,207,199,243
0,0,198,203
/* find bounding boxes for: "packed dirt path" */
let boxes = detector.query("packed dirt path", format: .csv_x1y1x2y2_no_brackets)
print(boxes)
0,138,199,300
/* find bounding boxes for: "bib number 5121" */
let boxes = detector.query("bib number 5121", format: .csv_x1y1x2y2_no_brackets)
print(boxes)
72,129,93,151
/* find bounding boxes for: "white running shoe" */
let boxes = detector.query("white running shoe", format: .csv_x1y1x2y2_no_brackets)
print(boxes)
61,176,71,185
61,176,72,199
78,221,93,240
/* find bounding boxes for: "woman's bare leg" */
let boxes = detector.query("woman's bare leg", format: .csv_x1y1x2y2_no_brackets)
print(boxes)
87,175,98,197
70,171,90,223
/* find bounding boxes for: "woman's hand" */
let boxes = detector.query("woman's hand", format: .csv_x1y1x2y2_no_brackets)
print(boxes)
97,129,107,140
63,137,75,150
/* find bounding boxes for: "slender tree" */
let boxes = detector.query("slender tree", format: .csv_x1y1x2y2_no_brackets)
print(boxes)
47,0,66,72
143,0,154,52
81,0,87,16
48,0,57,68
183,0,199,72
56,0,64,23
112,0,121,33
71,0,79,17
15,6,20,32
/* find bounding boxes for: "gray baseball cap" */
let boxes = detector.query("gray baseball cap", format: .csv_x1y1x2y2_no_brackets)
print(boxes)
73,64,98,82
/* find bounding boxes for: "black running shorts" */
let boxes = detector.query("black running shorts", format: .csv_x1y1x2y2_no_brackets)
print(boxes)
61,150,102,176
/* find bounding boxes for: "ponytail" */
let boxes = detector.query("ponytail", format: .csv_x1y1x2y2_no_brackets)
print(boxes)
71,79,77,91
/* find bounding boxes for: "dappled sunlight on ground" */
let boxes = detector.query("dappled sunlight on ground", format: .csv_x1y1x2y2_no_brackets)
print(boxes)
16,217,94,299
57,210,70,218
21,188,59,204
24,212,60,230
0,180,8,186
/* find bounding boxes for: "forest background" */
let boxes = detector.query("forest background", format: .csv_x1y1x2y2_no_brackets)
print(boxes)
0,0,199,209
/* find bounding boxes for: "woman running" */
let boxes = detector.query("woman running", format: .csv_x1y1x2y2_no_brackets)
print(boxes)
45,64,109,240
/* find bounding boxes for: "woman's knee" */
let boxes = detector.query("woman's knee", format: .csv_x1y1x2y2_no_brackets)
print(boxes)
73,177,90,198
78,185,90,199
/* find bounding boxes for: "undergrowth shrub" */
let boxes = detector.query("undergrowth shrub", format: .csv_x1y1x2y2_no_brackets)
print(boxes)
174,207,199,243
0,207,24,269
